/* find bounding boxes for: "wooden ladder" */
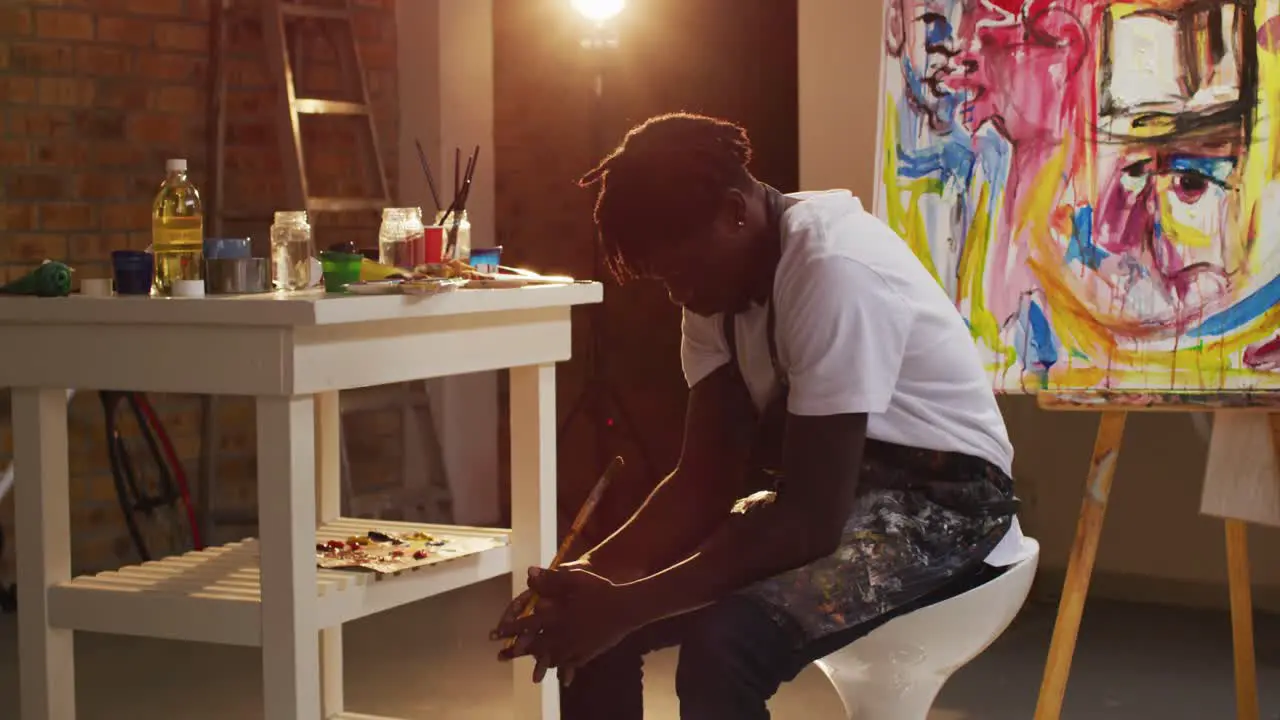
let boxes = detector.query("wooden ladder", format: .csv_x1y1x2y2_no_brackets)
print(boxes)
201,1,457,540
208,0,391,236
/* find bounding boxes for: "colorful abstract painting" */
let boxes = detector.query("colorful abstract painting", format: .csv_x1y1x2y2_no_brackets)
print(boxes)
875,0,1280,394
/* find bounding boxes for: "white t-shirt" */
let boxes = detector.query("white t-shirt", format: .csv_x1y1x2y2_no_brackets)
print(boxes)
680,189,1032,567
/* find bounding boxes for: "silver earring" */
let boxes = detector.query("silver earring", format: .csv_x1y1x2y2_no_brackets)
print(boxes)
737,220,745,227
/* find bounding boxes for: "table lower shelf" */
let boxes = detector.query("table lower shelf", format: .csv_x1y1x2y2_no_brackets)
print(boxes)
47,517,511,646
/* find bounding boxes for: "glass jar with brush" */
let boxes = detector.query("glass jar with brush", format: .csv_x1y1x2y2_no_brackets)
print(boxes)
270,210,316,291
435,209,471,262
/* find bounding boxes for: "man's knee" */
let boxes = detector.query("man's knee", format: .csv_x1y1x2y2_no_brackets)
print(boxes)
676,605,743,683
674,598,793,697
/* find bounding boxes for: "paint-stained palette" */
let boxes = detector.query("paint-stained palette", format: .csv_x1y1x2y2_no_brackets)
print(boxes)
875,0,1280,394
316,529,453,574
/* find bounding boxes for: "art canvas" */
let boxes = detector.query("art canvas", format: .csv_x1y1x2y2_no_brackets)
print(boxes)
875,0,1280,394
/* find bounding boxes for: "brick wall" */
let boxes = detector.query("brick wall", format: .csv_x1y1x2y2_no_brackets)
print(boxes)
492,0,799,540
0,0,400,579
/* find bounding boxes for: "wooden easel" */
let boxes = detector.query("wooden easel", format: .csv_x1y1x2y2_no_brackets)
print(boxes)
1032,393,1280,720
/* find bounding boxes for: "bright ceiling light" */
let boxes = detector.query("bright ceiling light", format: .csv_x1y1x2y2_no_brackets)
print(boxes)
571,0,625,22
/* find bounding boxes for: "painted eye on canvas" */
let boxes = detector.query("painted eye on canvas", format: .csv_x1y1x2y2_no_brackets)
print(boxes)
919,13,953,47
1165,155,1235,205
1170,171,1211,204
1164,170,1227,211
1119,160,1151,194
1158,169,1229,252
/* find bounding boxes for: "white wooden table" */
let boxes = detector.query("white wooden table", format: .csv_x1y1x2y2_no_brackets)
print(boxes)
0,283,602,720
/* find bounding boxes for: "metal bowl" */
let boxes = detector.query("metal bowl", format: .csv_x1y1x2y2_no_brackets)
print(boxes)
205,257,270,295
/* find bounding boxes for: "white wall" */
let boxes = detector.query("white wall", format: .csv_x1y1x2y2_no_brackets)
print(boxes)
797,0,1280,610
397,0,501,526
798,0,880,204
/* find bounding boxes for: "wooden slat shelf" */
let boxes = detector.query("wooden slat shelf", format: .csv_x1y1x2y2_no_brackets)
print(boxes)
46,518,510,647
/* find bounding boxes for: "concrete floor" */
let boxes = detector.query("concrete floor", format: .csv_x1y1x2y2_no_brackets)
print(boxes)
1,577,1277,719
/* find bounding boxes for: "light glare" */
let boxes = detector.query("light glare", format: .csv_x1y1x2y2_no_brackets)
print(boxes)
572,0,624,22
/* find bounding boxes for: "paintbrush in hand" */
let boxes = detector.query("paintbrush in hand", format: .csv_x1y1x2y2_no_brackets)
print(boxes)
503,455,625,651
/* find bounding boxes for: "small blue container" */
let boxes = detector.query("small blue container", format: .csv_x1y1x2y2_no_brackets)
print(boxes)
111,250,153,296
204,237,252,260
469,246,502,274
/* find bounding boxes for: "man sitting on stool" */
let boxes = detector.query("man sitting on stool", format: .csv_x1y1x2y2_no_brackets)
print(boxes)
492,113,1029,720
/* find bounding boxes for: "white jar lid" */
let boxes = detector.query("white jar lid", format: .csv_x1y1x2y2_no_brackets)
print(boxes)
80,278,113,297
173,279,206,298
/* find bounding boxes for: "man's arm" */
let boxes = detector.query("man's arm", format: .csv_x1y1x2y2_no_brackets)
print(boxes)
615,411,868,623
582,364,754,582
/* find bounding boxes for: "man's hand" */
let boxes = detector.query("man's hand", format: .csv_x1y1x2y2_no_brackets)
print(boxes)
491,559,592,654
491,564,642,684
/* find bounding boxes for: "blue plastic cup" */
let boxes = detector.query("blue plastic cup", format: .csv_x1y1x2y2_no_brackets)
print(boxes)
111,250,153,296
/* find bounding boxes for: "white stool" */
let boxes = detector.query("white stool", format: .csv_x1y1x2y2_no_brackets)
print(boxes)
814,539,1040,719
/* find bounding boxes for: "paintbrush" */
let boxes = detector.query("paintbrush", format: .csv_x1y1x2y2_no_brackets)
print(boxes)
456,146,479,211
440,146,478,221
413,138,443,213
503,455,625,651
453,147,461,205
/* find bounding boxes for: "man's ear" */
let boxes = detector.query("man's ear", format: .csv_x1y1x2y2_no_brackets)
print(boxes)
885,0,906,57
719,188,750,234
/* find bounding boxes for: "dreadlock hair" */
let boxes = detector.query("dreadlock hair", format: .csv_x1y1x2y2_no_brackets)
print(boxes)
578,113,755,282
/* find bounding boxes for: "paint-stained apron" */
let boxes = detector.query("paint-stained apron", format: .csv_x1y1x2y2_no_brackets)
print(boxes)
721,276,1019,645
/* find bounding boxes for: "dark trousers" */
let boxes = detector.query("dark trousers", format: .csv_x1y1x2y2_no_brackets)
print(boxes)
560,563,1006,720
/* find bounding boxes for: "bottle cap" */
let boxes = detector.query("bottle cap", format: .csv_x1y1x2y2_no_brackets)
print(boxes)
80,278,113,297
173,279,206,298
166,158,187,172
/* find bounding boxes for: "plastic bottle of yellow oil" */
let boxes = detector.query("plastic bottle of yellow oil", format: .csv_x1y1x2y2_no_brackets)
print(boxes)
151,158,204,296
